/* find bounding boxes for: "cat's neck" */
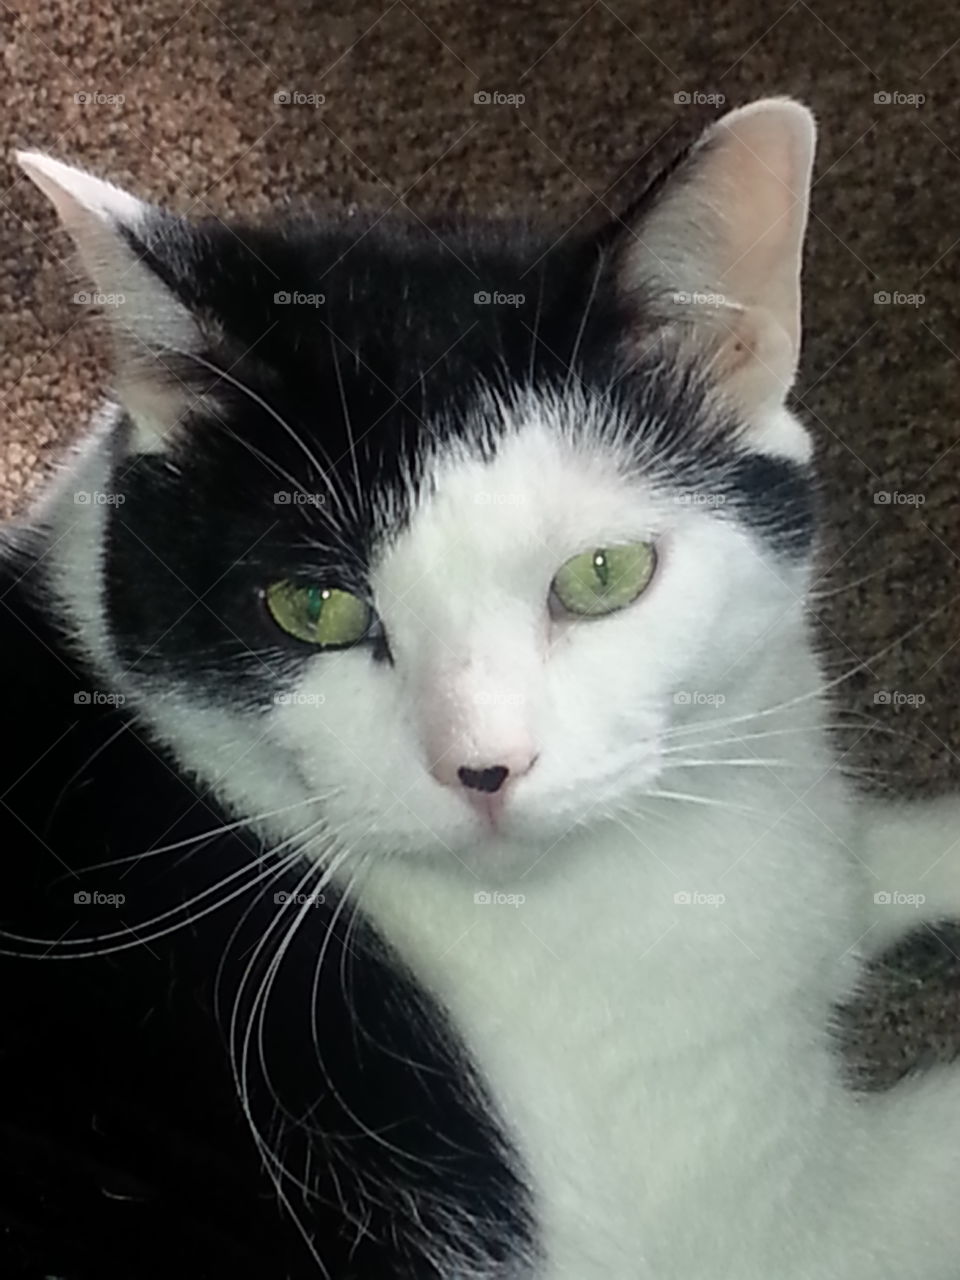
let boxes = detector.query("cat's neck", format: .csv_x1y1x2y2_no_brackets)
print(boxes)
354,708,858,1040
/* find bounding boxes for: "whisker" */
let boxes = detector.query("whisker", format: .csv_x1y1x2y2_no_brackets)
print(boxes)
0,821,325,958
181,349,353,531
75,791,341,875
659,599,951,743
329,329,365,527
227,843,360,1276
565,252,603,393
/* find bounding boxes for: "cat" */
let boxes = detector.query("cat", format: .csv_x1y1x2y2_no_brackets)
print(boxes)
3,96,960,1278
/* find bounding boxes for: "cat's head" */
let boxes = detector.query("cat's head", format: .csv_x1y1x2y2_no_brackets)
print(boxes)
21,98,819,876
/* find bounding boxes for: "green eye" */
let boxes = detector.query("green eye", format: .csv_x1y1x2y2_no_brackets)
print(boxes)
551,543,656,617
265,581,372,647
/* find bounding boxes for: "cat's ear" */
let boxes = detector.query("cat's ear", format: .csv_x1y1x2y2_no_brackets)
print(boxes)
618,98,815,454
16,151,201,450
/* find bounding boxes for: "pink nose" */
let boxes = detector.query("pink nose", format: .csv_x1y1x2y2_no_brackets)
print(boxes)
430,750,537,793
431,751,538,827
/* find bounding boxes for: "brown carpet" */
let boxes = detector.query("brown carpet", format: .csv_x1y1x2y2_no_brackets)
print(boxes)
2,0,960,1084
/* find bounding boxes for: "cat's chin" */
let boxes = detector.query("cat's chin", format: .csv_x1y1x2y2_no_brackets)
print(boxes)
387,802,608,882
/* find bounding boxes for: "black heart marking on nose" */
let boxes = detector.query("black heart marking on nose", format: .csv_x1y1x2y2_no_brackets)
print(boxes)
457,765,509,794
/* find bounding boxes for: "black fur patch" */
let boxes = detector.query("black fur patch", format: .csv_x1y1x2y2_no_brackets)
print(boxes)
0,543,536,1279
102,208,814,702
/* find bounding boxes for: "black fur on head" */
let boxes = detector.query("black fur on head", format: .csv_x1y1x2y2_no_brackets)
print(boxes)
92,204,812,701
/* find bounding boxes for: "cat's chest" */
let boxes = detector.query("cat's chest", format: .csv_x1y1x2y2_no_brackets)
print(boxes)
353,843,828,1277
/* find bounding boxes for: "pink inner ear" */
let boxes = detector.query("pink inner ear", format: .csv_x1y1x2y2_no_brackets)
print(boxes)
707,303,798,409
620,99,816,404
705,104,814,357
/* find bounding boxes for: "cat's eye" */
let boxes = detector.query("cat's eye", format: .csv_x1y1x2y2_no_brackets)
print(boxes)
550,544,656,618
265,581,372,647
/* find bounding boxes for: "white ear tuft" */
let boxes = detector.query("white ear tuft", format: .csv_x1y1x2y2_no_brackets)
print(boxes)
17,150,149,231
17,151,201,451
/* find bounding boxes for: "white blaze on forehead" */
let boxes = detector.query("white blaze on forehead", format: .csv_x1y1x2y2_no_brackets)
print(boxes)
374,414,633,640
369,414,646,777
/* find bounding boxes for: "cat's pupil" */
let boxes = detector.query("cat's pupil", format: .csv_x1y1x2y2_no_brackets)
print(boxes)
307,586,328,625
592,551,609,589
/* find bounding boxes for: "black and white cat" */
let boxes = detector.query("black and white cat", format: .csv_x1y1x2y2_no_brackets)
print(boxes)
4,98,960,1278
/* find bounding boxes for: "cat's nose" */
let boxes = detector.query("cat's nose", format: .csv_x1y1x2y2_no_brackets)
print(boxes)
457,764,510,793
430,751,537,792
439,754,538,825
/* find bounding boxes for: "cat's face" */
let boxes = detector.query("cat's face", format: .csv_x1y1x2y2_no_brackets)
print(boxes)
269,410,811,867
21,98,818,874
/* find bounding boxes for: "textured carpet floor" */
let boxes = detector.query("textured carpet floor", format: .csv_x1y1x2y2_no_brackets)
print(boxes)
2,0,960,1085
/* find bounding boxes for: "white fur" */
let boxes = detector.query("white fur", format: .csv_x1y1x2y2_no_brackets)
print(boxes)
35,392,960,1279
